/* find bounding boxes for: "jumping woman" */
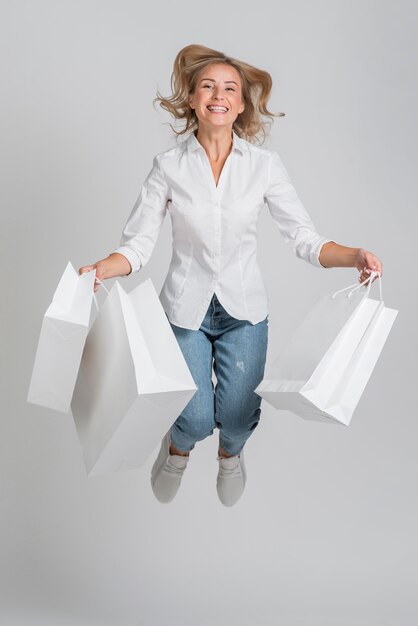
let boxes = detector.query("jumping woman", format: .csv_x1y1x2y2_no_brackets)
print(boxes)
79,44,383,506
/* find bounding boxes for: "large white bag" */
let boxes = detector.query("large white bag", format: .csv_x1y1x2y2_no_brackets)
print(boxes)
70,277,198,477
255,271,398,426
27,261,95,413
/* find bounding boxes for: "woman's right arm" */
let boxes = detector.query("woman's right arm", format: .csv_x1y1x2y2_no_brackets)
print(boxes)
78,252,132,293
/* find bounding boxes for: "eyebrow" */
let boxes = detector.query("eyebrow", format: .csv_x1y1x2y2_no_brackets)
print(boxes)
199,78,239,85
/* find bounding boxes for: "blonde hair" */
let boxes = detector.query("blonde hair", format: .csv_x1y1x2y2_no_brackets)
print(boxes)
153,44,285,145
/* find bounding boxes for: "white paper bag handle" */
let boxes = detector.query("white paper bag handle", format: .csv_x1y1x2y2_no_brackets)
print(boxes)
331,270,383,301
92,276,110,310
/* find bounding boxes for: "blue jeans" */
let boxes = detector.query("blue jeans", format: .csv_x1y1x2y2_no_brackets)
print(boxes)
167,293,269,456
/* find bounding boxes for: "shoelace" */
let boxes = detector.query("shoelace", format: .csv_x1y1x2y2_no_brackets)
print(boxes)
163,457,188,476
217,456,242,478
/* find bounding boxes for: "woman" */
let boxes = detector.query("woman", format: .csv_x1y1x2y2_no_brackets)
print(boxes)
79,44,383,507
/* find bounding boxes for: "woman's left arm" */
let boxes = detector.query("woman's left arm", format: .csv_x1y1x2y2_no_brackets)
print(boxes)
319,242,383,285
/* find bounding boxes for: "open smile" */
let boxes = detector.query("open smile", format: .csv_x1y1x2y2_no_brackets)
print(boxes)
206,105,229,114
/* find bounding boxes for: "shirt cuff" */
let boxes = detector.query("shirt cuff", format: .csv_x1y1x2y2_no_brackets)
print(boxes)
311,238,335,268
111,246,142,276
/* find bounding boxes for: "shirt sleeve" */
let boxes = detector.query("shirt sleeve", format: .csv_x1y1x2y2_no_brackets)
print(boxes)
111,155,170,275
264,150,334,268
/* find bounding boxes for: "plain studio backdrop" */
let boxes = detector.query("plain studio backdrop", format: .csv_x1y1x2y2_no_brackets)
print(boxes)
1,1,417,625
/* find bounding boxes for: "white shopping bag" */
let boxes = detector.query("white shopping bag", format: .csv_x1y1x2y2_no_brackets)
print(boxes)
255,271,398,426
70,277,198,477
27,261,96,413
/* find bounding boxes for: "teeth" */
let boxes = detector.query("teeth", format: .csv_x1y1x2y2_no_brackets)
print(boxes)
207,106,228,112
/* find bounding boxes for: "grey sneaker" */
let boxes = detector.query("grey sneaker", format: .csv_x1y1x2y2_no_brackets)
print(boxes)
216,448,247,507
150,430,189,503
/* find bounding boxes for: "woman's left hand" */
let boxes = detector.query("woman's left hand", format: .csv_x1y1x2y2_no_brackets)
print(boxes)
355,248,383,286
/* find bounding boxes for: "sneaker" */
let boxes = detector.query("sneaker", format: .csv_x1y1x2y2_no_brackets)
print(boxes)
216,448,247,507
150,430,190,503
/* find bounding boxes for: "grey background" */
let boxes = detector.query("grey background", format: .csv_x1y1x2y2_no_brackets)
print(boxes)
1,1,417,624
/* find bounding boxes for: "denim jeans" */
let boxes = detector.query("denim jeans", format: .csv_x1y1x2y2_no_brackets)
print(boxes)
167,293,269,456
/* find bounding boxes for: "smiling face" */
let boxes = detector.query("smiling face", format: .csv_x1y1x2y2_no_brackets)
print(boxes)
189,63,245,131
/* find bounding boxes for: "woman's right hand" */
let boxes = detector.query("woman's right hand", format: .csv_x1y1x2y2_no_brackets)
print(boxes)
79,253,132,293
79,260,108,293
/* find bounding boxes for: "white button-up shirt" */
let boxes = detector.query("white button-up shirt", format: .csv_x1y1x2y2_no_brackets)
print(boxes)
112,130,333,330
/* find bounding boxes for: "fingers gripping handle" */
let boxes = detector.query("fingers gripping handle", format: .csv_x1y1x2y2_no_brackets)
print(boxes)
331,270,383,302
347,270,383,301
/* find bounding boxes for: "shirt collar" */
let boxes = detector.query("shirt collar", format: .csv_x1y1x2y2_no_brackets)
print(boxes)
186,129,247,155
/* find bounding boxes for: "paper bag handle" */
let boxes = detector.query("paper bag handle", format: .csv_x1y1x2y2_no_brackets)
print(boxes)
331,270,383,301
92,276,110,310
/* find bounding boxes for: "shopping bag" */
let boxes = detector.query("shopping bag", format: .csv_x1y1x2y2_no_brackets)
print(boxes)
255,271,398,426
70,277,198,477
27,261,96,413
